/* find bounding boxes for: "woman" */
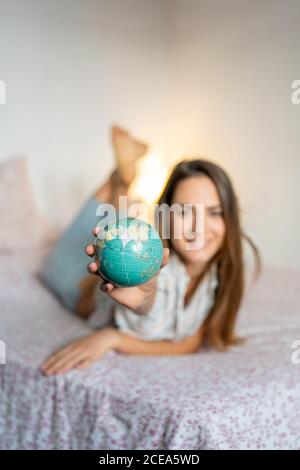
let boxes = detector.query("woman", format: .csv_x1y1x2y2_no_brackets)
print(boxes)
40,126,260,375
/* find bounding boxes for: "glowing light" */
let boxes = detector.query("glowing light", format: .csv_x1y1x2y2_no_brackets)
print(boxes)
129,152,168,206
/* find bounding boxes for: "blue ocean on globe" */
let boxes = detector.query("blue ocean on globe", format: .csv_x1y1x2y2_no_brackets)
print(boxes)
94,217,163,287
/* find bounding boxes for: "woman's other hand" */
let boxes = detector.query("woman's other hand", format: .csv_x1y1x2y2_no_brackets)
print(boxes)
40,328,120,375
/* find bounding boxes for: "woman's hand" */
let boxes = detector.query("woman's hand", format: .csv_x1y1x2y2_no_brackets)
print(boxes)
85,227,169,315
40,328,120,375
40,325,203,376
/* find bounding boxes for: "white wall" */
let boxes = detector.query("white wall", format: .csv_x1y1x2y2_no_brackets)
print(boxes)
1,0,299,269
0,0,171,227
168,0,300,269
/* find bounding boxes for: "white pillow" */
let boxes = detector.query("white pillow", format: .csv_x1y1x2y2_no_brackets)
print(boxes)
0,156,46,253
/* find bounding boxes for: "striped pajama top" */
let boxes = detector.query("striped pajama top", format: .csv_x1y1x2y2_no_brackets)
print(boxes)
88,253,218,341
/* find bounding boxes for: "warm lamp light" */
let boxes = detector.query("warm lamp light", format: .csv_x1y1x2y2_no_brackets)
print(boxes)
129,152,168,206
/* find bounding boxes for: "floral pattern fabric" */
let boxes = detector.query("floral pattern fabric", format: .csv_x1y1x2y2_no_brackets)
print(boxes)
0,249,299,450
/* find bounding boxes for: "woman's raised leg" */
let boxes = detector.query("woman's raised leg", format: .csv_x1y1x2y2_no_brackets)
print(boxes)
40,126,148,317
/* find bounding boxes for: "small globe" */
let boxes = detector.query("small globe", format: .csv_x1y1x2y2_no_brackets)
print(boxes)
94,217,163,287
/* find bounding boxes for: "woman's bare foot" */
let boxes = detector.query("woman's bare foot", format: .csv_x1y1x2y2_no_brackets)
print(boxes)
95,125,148,204
111,125,148,185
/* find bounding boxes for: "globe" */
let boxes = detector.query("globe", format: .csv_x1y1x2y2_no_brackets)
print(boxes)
94,217,163,287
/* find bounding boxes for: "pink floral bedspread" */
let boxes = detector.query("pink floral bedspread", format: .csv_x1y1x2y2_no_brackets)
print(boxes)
0,250,299,450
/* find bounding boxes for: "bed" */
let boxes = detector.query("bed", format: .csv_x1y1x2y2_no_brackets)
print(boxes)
0,157,299,450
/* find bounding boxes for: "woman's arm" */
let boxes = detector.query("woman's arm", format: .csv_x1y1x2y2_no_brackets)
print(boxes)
115,328,204,355
41,327,203,375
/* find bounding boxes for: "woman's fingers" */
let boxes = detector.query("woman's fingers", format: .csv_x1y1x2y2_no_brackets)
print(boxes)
87,260,108,286
46,356,82,375
86,226,101,273
86,225,101,256
92,226,101,237
42,348,86,375
87,261,99,274
100,281,115,294
85,244,95,257
75,359,93,370
85,225,101,259
51,353,85,374
41,349,76,373
41,343,75,371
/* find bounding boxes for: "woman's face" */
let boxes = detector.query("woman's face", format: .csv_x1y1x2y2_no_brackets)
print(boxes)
170,175,226,267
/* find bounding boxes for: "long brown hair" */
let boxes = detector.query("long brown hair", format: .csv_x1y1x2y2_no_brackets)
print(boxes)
156,159,261,349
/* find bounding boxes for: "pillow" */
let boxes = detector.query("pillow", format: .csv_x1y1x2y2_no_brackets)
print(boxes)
0,156,46,253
